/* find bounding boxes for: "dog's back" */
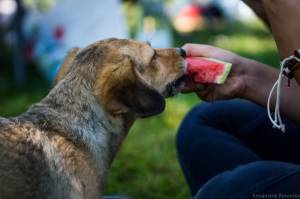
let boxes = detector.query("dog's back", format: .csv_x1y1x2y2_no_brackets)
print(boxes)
0,117,51,199
0,114,101,199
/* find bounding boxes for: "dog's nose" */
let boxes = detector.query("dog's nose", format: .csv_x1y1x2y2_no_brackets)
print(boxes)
179,48,186,58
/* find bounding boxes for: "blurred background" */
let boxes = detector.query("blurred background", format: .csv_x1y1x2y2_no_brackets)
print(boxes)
0,0,280,198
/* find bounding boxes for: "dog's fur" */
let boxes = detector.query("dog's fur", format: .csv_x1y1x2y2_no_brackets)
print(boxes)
0,39,185,199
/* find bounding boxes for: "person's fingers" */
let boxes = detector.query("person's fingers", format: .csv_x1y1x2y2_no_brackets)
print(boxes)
180,76,195,93
180,76,207,93
181,43,238,64
181,43,214,57
181,83,207,93
195,84,207,91
196,84,215,101
180,84,196,93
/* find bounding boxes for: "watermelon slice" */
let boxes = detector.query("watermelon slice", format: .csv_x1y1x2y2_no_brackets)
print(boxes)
185,57,232,84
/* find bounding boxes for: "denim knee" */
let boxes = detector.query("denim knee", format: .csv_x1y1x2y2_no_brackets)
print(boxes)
176,102,214,153
176,99,268,152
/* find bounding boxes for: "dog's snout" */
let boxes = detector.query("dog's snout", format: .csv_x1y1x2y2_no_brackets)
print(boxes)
179,48,186,58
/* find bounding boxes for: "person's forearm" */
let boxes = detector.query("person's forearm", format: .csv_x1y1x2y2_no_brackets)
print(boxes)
242,58,300,124
261,0,300,58
269,26,300,59
260,0,300,86
242,0,270,28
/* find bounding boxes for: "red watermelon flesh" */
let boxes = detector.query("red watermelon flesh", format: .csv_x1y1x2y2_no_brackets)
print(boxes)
185,57,232,84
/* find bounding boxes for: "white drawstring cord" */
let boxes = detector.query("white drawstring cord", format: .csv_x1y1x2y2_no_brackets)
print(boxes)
267,55,300,133
267,65,285,132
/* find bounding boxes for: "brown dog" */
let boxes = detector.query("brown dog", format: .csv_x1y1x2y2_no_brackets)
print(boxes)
0,38,185,199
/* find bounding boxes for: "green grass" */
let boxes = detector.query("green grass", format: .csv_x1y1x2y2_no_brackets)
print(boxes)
0,20,278,199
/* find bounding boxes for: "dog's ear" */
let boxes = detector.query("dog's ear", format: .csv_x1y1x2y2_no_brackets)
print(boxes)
116,67,166,117
97,55,165,117
53,47,80,86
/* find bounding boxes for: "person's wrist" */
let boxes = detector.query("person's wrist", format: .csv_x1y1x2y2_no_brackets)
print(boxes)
240,60,260,99
233,56,255,99
240,58,278,101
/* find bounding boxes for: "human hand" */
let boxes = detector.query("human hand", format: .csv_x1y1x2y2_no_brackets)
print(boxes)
181,44,249,101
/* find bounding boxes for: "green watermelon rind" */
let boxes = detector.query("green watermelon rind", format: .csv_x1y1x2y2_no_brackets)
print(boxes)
203,58,232,84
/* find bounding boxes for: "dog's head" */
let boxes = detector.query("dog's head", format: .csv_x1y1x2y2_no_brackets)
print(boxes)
55,39,186,117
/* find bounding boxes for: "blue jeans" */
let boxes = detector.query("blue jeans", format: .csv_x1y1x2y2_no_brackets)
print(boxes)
177,100,300,199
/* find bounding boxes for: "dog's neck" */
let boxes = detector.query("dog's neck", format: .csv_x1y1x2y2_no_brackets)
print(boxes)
26,73,135,180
